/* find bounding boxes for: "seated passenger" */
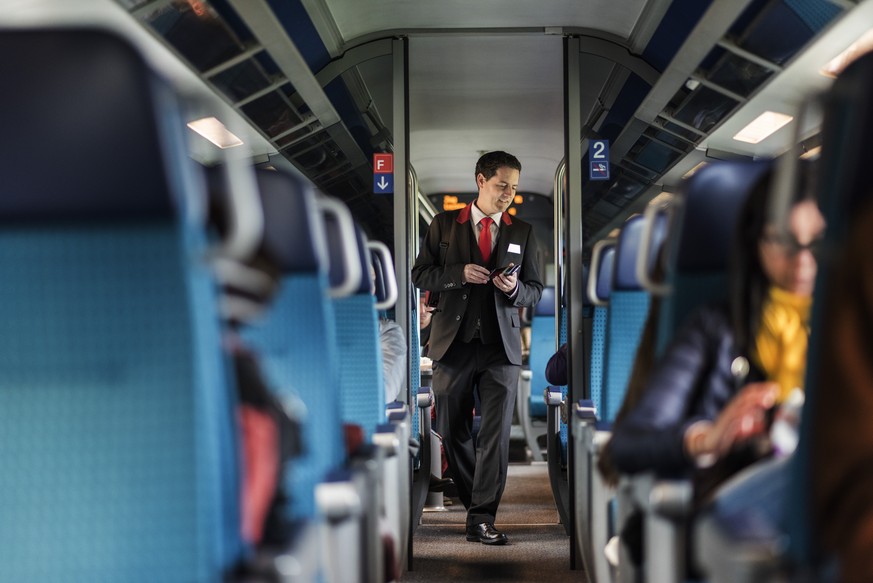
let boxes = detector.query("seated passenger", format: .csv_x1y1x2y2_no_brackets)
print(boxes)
609,167,825,499
380,316,407,404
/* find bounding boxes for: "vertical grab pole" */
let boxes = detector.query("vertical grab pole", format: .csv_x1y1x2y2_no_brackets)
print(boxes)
392,36,411,405
564,35,586,572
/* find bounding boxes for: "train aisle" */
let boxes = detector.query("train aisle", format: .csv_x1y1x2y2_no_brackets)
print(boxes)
404,462,579,582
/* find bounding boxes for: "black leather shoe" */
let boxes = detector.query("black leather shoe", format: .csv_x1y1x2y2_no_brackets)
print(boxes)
428,474,455,493
465,522,508,545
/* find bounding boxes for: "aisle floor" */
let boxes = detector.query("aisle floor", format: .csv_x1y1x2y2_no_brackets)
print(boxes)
402,462,583,582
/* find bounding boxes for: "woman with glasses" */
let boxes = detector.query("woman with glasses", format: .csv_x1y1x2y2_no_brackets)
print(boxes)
609,164,825,496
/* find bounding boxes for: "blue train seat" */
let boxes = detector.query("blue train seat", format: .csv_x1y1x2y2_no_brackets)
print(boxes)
622,160,772,583
696,56,873,583
570,238,616,578
0,28,240,582
239,169,345,524
589,240,617,413
587,213,667,581
602,212,667,423
324,213,385,437
656,160,773,354
516,286,556,462
530,286,557,418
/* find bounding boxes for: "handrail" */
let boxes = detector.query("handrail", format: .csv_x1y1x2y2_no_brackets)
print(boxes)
368,240,398,310
553,160,566,348
587,238,617,306
317,197,362,298
636,202,672,296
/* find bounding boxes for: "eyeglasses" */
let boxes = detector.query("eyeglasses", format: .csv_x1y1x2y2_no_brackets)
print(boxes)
761,233,824,257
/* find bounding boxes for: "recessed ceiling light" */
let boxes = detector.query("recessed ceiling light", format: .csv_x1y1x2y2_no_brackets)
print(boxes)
733,111,793,144
187,117,244,149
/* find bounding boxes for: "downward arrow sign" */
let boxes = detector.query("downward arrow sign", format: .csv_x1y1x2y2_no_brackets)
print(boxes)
377,176,389,190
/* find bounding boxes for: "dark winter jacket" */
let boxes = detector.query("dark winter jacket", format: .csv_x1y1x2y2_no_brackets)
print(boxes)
609,303,765,476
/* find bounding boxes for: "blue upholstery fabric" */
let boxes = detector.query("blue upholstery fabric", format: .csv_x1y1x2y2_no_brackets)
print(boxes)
241,168,344,521
535,286,556,316
334,295,386,437
600,215,653,422
0,228,232,582
243,276,343,520
411,301,422,437
657,159,773,354
589,242,616,418
589,306,609,417
0,28,237,582
613,212,666,291
323,216,386,436
602,291,650,422
255,170,325,273
0,30,177,222
529,287,556,418
595,247,616,302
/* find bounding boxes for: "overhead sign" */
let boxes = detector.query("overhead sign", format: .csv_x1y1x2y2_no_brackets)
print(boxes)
374,173,394,193
588,139,610,181
373,152,394,193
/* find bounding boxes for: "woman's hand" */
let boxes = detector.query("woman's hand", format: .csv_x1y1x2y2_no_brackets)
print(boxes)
685,382,779,460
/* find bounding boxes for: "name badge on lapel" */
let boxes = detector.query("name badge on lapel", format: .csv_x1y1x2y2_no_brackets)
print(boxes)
507,243,521,254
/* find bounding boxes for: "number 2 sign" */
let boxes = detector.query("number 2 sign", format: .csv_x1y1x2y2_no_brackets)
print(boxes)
589,139,610,181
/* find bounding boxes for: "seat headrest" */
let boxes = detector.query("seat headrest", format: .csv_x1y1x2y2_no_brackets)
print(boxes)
614,212,668,291
0,29,186,222
325,219,370,295
372,247,388,303
535,286,556,317
675,159,773,272
595,245,616,303
253,169,326,273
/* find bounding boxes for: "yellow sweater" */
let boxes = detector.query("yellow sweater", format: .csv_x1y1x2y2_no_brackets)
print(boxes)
754,286,812,402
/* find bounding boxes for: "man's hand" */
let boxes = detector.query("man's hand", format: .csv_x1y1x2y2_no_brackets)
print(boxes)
492,263,518,294
463,264,492,285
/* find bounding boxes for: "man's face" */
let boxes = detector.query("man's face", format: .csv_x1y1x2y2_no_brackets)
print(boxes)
475,166,519,215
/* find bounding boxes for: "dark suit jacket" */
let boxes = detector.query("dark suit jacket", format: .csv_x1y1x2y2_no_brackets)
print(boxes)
411,204,543,366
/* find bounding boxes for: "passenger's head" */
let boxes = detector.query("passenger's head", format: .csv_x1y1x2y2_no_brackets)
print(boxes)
474,151,521,215
758,199,825,296
730,162,825,352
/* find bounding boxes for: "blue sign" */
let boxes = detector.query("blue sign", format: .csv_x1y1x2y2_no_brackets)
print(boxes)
374,173,394,194
588,139,610,181
590,161,610,180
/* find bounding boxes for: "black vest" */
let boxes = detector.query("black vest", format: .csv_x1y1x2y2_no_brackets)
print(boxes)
459,225,500,344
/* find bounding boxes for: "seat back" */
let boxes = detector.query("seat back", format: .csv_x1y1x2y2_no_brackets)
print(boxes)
587,240,617,417
0,28,237,581
657,160,773,354
529,286,557,418
601,213,665,423
241,169,344,522
325,216,385,438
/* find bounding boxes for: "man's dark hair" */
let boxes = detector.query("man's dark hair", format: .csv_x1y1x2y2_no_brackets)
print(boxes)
474,151,522,183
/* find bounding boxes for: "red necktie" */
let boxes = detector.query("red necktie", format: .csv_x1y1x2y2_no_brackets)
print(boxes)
478,217,494,264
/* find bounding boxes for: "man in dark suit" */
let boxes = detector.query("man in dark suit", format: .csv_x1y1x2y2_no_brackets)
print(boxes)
412,151,543,545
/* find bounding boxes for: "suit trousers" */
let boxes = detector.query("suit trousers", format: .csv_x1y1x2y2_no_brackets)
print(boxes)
432,338,519,527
